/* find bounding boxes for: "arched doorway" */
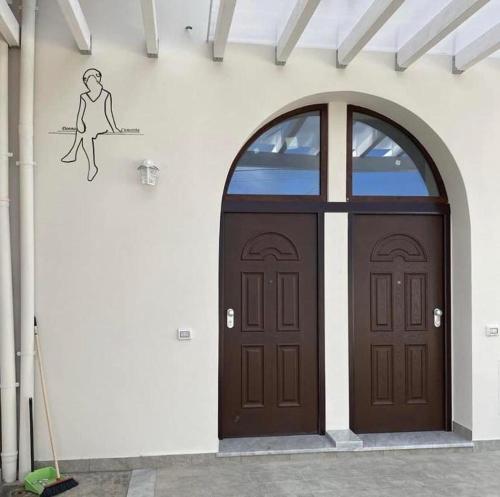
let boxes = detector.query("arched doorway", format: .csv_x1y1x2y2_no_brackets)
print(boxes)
347,106,449,433
219,101,452,439
219,105,328,438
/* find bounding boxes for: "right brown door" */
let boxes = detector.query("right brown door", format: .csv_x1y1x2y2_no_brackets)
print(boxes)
351,214,445,433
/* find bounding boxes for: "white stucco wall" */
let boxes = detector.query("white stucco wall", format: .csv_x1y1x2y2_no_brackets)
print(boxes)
26,0,500,460
324,213,349,430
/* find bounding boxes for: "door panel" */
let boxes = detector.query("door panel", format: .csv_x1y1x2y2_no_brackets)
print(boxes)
351,214,445,433
221,213,319,437
241,273,265,332
241,345,265,408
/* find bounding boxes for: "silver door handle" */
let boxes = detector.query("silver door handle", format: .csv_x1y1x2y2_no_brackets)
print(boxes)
227,308,234,329
434,308,443,328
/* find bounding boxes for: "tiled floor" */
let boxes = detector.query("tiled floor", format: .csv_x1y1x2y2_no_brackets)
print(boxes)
4,448,500,497
153,449,494,497
1,471,130,497
4,449,500,497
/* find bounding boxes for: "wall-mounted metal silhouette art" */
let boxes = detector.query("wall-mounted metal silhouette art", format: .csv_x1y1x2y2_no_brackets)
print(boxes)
61,68,121,181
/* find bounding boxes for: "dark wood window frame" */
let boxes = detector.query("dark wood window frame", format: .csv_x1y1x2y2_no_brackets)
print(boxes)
223,104,329,203
346,105,448,204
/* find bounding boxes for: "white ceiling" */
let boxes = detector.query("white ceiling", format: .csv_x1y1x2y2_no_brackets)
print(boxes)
208,0,500,58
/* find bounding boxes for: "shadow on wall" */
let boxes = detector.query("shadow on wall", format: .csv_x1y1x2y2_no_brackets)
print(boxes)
242,91,473,433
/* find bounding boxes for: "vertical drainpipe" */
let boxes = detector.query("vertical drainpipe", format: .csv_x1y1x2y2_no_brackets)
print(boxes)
0,38,18,484
18,0,37,479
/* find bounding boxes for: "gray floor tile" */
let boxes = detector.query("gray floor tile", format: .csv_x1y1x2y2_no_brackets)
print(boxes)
2,472,131,497
7,447,500,497
127,469,156,497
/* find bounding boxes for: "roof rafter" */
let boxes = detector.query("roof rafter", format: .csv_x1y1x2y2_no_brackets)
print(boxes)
337,0,404,68
276,0,321,65
396,0,490,71
278,116,308,153
453,22,500,72
56,0,92,54
361,132,387,157
0,0,19,46
140,0,159,57
213,0,237,62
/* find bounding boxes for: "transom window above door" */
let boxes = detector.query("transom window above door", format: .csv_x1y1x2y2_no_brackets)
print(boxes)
349,108,446,200
225,106,327,199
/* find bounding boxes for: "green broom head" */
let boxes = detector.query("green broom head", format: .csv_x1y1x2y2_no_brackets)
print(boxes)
24,467,78,496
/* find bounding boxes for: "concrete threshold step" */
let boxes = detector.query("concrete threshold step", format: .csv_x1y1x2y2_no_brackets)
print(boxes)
217,430,473,457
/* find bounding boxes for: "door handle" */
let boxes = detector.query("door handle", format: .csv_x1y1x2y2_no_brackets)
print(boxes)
227,308,234,329
434,308,443,328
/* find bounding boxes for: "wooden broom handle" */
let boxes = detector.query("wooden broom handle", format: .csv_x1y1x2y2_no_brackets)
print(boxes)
35,331,61,479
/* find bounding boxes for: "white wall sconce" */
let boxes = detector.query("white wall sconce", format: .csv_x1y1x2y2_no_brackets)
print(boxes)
138,159,160,186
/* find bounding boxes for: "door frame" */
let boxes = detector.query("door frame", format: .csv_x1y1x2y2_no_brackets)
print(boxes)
347,212,452,433
218,103,452,439
218,210,326,439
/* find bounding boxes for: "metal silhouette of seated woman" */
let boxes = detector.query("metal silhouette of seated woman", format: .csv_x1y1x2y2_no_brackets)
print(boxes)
62,68,121,181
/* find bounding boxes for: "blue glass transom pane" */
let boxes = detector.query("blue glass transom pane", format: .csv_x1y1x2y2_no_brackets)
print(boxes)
352,113,439,197
227,112,320,195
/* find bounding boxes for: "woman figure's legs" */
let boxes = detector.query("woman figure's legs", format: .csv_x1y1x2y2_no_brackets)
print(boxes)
81,136,98,181
61,133,83,163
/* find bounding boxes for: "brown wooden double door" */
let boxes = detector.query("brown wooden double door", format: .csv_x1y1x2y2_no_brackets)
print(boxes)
221,213,320,438
350,214,446,433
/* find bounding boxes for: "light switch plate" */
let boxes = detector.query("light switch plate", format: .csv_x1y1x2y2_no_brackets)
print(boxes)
486,325,499,337
177,328,192,341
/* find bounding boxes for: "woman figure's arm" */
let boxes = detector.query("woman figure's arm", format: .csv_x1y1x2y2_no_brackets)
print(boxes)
77,95,86,133
104,92,121,133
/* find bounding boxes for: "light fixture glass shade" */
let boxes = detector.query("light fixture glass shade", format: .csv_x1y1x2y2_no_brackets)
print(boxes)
138,160,160,186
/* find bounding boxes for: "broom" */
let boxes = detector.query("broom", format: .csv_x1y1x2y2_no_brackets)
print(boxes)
25,318,78,496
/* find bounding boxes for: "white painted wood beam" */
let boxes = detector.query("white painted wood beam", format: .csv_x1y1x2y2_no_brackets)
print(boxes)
140,0,159,57
396,0,490,70
276,0,321,65
213,0,237,62
0,0,19,46
56,0,92,54
337,0,404,68
453,22,500,72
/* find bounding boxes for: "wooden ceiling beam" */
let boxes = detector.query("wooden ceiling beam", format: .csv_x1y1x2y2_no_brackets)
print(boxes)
337,0,404,68
140,0,159,57
213,0,237,62
276,0,321,65
56,0,92,54
396,0,489,70
453,22,500,72
0,0,19,46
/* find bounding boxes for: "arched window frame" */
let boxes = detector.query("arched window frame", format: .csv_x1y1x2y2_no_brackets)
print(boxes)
223,104,328,202
347,106,448,203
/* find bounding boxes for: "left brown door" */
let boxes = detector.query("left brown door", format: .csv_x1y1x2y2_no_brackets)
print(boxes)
221,213,319,438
